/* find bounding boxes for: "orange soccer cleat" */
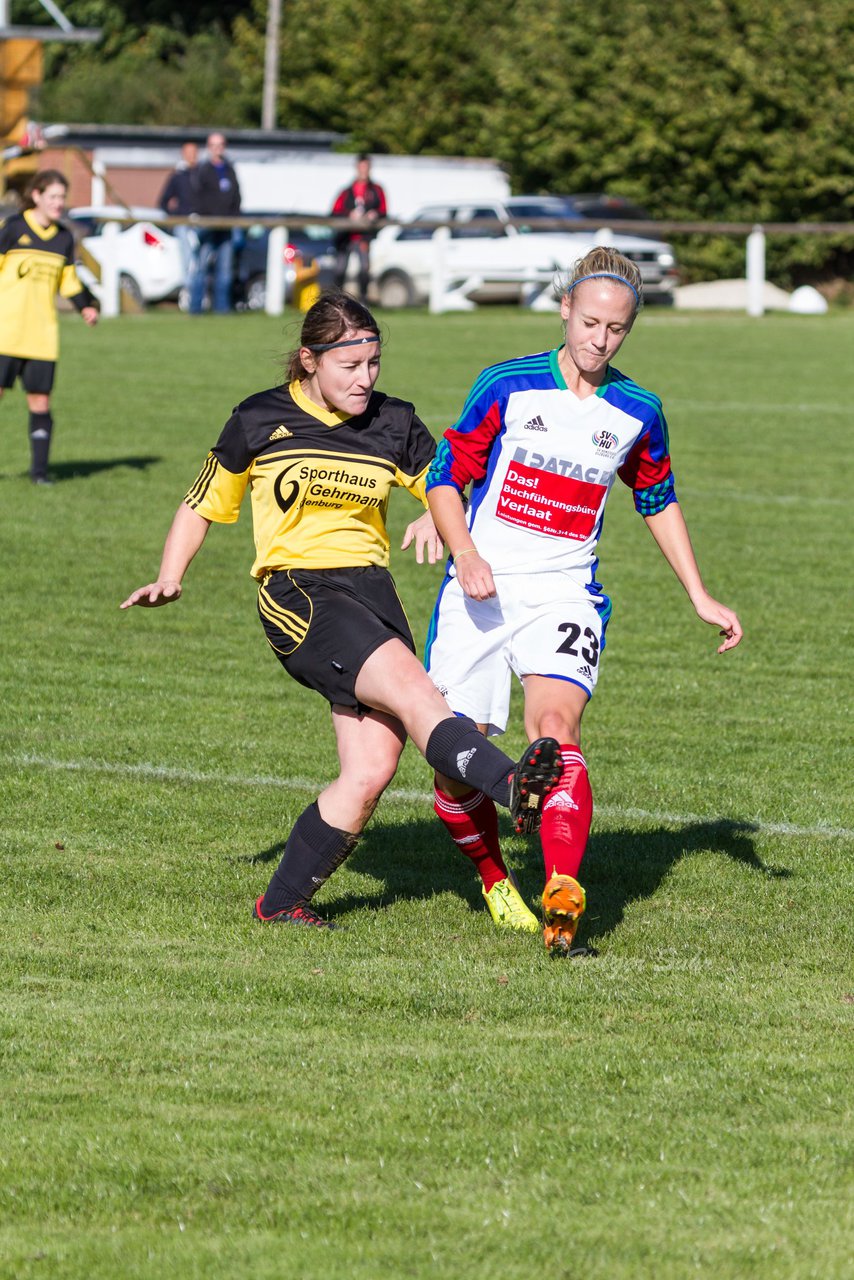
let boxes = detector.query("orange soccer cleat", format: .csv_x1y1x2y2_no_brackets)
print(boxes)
541,873,586,955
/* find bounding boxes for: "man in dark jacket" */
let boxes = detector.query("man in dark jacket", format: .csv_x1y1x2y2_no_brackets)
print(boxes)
158,140,198,283
331,154,387,302
187,133,241,314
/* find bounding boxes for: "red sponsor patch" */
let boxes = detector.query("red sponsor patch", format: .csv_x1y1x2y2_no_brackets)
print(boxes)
496,461,606,540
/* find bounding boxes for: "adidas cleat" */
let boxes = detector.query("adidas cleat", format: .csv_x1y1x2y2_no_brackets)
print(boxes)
482,876,540,932
541,874,586,955
253,896,337,929
508,737,562,835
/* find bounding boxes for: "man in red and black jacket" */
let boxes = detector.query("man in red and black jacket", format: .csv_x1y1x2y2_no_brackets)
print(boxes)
331,154,387,302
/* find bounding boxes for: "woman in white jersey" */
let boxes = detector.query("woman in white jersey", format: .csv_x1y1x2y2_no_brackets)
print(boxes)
425,247,742,955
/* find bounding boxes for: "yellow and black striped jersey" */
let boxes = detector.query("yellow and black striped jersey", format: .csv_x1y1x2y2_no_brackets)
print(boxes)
185,378,437,578
0,211,95,360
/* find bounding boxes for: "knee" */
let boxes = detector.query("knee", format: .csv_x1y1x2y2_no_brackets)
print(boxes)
531,710,582,746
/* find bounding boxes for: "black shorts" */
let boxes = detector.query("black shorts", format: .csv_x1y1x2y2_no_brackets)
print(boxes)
257,565,415,708
0,355,56,394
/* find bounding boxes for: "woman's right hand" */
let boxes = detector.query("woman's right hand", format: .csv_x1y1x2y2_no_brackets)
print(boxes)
120,581,183,609
454,552,496,600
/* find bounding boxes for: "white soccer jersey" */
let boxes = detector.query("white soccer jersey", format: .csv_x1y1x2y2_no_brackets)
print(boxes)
425,348,677,583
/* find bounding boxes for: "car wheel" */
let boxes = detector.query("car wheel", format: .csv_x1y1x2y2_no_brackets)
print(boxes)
245,276,267,312
377,270,416,309
119,272,145,309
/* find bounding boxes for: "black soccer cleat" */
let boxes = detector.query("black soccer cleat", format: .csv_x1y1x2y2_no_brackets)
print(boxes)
253,896,337,929
508,736,563,835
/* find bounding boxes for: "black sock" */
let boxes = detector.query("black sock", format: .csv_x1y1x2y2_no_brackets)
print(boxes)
259,801,359,917
425,717,513,808
29,411,53,481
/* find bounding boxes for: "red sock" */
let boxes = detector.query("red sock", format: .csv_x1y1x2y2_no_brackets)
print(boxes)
540,745,593,880
433,783,508,892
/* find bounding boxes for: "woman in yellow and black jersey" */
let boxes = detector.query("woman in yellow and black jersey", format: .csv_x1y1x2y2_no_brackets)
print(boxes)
122,292,562,930
0,170,98,483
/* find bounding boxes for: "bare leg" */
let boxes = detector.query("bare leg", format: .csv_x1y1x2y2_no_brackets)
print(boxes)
257,705,405,923
318,704,406,834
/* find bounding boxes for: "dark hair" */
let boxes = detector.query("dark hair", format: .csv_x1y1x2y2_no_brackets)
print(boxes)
286,291,382,382
25,170,68,207
357,152,370,164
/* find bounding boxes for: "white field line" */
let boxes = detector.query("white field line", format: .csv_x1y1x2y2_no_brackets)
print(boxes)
668,401,847,416
7,752,853,842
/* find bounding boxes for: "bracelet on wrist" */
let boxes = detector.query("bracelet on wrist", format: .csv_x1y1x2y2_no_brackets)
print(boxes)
453,547,477,562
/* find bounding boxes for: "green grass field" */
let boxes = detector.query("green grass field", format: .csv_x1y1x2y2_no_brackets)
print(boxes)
1,306,852,1279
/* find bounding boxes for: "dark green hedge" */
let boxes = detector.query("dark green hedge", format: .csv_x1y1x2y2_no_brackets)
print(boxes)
28,0,854,288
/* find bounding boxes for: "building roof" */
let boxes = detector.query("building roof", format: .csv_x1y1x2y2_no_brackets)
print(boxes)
42,123,346,151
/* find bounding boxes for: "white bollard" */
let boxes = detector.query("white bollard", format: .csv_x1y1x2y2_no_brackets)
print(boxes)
746,225,766,318
91,160,107,210
429,226,451,314
99,220,121,318
265,224,287,316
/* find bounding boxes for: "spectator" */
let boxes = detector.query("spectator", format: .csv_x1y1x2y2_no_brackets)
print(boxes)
187,132,241,315
331,153,387,303
157,140,198,283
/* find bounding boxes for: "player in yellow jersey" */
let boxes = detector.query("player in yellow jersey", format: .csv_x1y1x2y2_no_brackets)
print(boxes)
121,292,562,929
0,171,98,483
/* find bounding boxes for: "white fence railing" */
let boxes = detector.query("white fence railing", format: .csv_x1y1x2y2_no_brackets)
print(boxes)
80,213,849,320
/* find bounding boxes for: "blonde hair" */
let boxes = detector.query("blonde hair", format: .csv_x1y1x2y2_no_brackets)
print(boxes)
562,247,643,314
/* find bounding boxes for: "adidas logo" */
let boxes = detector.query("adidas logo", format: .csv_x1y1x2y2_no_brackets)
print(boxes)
522,414,546,432
456,748,477,777
543,788,579,811
578,664,593,680
269,424,293,440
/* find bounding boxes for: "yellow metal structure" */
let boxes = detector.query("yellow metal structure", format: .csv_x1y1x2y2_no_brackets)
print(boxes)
1,37,44,190
293,256,321,312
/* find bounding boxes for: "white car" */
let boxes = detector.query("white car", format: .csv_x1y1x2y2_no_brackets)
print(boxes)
370,196,678,308
67,206,185,306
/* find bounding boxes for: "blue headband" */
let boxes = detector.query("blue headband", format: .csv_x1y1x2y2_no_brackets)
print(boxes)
567,272,639,302
306,335,381,352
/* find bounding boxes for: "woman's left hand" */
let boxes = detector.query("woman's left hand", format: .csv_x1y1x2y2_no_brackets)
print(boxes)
692,592,743,653
401,510,444,565
81,306,99,327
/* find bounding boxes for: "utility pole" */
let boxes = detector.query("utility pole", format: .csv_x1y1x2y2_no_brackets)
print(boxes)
261,0,282,130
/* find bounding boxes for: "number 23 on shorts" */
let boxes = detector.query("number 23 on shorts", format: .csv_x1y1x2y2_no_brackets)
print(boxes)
551,618,602,696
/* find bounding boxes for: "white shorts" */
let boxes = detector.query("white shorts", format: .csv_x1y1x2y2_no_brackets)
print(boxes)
426,570,610,736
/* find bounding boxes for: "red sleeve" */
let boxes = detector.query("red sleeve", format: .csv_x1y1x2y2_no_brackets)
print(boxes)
375,184,387,217
617,437,672,491
427,400,504,492
331,188,349,216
